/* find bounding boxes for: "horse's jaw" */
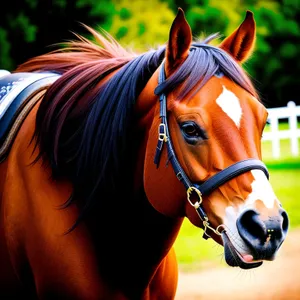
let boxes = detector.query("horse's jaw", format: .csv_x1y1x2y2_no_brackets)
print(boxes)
222,232,263,270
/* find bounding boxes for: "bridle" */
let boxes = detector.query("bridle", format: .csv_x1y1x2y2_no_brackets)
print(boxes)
153,62,270,239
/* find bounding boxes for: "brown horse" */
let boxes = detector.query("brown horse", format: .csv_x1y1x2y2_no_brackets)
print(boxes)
0,8,289,299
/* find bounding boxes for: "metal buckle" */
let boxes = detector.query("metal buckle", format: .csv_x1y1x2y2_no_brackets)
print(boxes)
158,123,168,142
186,186,226,238
186,186,203,208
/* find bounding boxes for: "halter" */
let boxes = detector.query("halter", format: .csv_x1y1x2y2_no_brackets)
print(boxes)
154,62,269,239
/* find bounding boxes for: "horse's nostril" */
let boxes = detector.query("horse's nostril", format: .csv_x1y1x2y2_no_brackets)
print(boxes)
281,209,289,234
237,209,265,242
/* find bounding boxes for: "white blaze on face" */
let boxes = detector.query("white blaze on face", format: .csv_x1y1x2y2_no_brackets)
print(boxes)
216,86,242,128
223,170,277,253
244,170,276,209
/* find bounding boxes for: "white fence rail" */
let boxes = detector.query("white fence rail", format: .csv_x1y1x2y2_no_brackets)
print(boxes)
262,101,300,158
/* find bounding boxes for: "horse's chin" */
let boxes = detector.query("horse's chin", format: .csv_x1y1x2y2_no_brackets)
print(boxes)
222,232,263,270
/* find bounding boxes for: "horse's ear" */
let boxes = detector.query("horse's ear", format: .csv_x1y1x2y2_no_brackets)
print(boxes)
219,10,256,63
165,8,192,74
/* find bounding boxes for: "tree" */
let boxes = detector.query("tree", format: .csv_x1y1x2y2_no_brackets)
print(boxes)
1,0,299,108
0,0,114,70
107,0,175,52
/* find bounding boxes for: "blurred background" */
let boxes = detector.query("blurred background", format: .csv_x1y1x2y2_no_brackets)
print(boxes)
1,0,300,108
1,0,299,299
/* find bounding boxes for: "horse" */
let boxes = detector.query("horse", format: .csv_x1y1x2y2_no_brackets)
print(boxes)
0,8,289,299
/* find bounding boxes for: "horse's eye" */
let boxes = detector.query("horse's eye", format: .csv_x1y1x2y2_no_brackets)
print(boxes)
182,123,198,136
180,122,207,144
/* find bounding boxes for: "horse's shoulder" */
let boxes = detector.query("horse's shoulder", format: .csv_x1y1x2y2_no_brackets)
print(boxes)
147,247,178,299
4,96,75,239
1,100,124,298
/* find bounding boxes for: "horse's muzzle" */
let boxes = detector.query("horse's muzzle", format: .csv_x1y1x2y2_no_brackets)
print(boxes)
222,208,289,269
236,208,289,259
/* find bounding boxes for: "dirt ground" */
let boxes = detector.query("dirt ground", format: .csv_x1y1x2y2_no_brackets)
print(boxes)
176,228,300,300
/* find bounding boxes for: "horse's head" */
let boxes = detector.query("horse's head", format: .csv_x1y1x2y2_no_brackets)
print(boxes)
142,9,289,269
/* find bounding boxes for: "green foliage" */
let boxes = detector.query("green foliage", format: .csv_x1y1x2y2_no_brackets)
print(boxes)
0,0,116,70
76,0,116,30
1,1,299,106
0,1,39,70
242,2,300,108
53,0,67,9
107,0,175,52
9,13,37,43
0,28,13,70
24,0,37,9
186,6,229,40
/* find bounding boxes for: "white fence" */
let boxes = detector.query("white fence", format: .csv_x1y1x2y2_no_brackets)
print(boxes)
262,101,300,158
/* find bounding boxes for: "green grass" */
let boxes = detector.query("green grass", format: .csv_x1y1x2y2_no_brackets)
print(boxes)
174,220,226,270
174,122,300,270
268,168,300,226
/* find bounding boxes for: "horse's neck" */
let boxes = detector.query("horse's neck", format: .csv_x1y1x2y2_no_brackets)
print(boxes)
86,185,183,295
133,94,183,257
86,114,183,294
